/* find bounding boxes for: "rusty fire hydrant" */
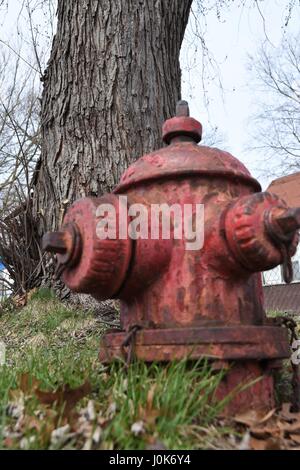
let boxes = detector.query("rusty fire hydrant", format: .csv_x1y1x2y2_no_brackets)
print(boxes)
43,101,300,413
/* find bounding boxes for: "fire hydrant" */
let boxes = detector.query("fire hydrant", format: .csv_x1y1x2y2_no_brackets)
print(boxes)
43,101,300,413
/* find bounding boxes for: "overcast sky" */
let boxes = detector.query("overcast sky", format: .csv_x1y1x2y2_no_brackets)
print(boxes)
1,0,299,190
181,0,300,189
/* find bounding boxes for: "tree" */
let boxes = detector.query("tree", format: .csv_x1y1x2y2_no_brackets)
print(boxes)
0,49,43,294
32,0,193,235
0,51,40,210
249,34,300,176
0,0,57,295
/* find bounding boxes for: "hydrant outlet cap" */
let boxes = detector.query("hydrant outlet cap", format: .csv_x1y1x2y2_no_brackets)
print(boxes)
162,100,202,145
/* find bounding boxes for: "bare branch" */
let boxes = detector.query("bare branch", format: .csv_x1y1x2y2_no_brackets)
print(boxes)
248,33,300,176
0,39,40,74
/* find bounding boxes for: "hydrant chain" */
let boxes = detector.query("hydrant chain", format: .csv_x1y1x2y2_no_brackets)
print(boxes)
121,325,142,366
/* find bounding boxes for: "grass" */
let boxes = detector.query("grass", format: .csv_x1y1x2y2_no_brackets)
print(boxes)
0,290,232,450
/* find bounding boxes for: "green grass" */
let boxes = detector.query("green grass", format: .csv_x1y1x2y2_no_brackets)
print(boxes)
0,290,232,450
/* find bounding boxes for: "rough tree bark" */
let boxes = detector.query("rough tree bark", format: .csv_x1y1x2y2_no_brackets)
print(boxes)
32,0,193,234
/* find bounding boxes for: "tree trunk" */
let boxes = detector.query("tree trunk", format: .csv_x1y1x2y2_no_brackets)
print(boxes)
33,0,192,233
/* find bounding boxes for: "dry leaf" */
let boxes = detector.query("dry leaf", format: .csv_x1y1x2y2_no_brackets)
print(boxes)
19,372,40,394
146,384,156,411
250,437,267,450
3,437,15,448
7,390,25,419
291,434,300,444
279,403,300,422
277,420,300,434
250,436,283,450
131,420,145,436
250,419,282,439
50,424,74,447
138,403,160,426
13,294,27,308
20,435,36,449
136,384,160,428
106,402,117,418
259,408,276,424
84,400,96,421
233,410,258,426
92,426,102,444
35,380,91,418
233,409,275,427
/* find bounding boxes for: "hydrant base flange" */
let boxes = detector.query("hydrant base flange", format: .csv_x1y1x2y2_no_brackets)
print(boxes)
99,325,290,363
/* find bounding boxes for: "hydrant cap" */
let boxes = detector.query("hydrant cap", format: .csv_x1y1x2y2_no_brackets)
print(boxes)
115,99,261,193
162,101,202,144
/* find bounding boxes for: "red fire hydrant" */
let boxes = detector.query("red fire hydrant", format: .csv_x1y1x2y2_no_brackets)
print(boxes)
43,101,300,413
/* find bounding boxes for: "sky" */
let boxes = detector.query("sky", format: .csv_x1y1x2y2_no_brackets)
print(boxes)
181,0,300,189
0,0,299,190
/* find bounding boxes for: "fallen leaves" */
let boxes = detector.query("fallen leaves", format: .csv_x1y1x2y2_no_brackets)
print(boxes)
50,424,75,448
7,390,25,419
232,404,300,450
12,293,27,309
250,436,282,451
290,434,300,444
18,372,91,419
133,384,161,438
4,372,93,449
35,380,91,418
234,408,276,427
11,289,38,310
3,365,300,450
